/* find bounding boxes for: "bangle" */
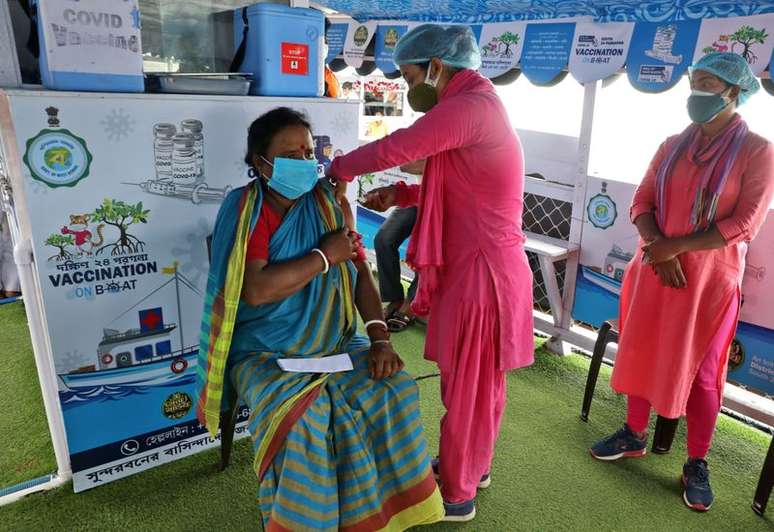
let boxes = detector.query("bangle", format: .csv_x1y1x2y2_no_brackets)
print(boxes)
364,319,388,332
371,339,392,346
311,248,329,274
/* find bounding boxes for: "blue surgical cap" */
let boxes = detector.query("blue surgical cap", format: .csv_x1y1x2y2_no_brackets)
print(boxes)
393,24,481,70
689,52,760,105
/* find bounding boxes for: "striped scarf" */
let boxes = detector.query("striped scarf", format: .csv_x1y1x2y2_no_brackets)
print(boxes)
196,183,259,436
656,114,748,231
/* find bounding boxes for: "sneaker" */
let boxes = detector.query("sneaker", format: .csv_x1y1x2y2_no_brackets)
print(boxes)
589,424,648,461
682,458,714,512
431,457,491,489
442,499,476,522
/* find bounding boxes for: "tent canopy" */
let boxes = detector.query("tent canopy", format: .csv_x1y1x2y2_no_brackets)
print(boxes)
317,1,774,23
319,1,774,91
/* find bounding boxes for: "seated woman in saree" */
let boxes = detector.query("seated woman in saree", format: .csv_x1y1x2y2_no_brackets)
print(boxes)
196,107,444,531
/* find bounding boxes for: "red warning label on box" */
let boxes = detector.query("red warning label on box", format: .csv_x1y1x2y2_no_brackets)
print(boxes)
281,42,309,75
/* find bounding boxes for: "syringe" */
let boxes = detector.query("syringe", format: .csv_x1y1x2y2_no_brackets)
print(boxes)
123,180,232,204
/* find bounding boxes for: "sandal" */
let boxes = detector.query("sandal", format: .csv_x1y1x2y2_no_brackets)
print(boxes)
388,312,416,332
383,302,402,321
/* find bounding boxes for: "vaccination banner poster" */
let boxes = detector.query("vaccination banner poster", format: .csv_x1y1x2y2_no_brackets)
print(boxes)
6,92,359,492
693,14,774,76
343,20,377,68
572,177,638,330
626,19,702,92
477,22,526,79
568,22,634,84
730,216,774,395
374,23,411,75
325,22,349,64
520,22,576,85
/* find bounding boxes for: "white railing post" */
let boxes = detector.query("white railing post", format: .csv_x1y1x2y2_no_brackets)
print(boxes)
546,80,598,354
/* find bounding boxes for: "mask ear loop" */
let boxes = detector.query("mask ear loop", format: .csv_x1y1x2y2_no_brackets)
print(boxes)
425,62,442,88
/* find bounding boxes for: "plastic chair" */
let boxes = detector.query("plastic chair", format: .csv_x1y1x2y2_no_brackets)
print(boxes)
581,319,679,454
207,233,242,471
752,435,774,516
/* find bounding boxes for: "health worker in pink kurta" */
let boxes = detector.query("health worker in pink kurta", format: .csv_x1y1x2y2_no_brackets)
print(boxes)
589,53,774,513
326,24,534,523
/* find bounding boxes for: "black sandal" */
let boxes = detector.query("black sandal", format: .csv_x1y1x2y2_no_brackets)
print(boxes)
388,312,416,332
383,303,402,321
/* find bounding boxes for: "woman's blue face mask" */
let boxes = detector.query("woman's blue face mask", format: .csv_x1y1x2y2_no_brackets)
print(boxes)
687,87,733,124
260,156,319,199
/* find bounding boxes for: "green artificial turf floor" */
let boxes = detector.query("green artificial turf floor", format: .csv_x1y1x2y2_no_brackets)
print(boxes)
1,300,772,531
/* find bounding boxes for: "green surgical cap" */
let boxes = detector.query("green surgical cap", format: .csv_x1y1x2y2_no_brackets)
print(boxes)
690,52,760,105
393,24,482,70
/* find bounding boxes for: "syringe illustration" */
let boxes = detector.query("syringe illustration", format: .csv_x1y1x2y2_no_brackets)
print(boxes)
127,118,231,204
123,179,232,204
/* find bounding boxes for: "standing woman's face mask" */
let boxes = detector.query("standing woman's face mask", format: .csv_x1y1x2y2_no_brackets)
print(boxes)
403,62,443,113
254,125,319,200
687,71,738,124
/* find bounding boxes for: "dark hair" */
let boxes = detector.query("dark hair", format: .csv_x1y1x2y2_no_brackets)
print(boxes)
244,107,312,166
416,60,459,76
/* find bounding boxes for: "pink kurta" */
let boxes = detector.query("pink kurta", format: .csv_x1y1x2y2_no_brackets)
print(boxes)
611,126,774,418
329,69,534,372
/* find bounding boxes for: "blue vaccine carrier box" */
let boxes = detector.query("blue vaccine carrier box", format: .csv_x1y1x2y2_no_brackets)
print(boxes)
33,0,145,92
233,4,324,97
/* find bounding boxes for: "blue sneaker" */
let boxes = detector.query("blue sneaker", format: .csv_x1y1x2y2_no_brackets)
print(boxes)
431,457,491,489
589,424,648,461
682,458,714,512
442,499,476,522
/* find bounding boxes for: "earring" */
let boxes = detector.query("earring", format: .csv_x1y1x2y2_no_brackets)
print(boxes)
247,167,257,178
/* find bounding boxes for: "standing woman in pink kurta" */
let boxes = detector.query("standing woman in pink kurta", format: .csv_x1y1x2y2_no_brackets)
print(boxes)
589,53,774,512
327,24,534,522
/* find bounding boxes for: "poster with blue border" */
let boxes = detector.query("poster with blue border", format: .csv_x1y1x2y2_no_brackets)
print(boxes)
375,24,410,74
626,20,701,92
8,93,360,492
326,23,349,63
521,22,576,85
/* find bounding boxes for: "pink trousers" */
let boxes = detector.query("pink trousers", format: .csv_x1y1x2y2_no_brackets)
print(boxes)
627,298,739,459
438,312,506,503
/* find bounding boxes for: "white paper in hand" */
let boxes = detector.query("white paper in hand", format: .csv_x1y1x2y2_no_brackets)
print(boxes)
277,353,354,373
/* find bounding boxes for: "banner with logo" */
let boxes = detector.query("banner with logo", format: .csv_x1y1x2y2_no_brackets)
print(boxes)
520,22,576,85
573,176,774,396
3,92,359,492
626,20,702,92
693,14,774,76
343,20,377,68
569,22,634,84
374,24,412,74
477,22,526,79
338,13,774,94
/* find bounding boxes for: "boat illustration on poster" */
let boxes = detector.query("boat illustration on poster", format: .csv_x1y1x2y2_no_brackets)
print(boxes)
56,264,207,458
57,264,200,391
580,265,623,296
